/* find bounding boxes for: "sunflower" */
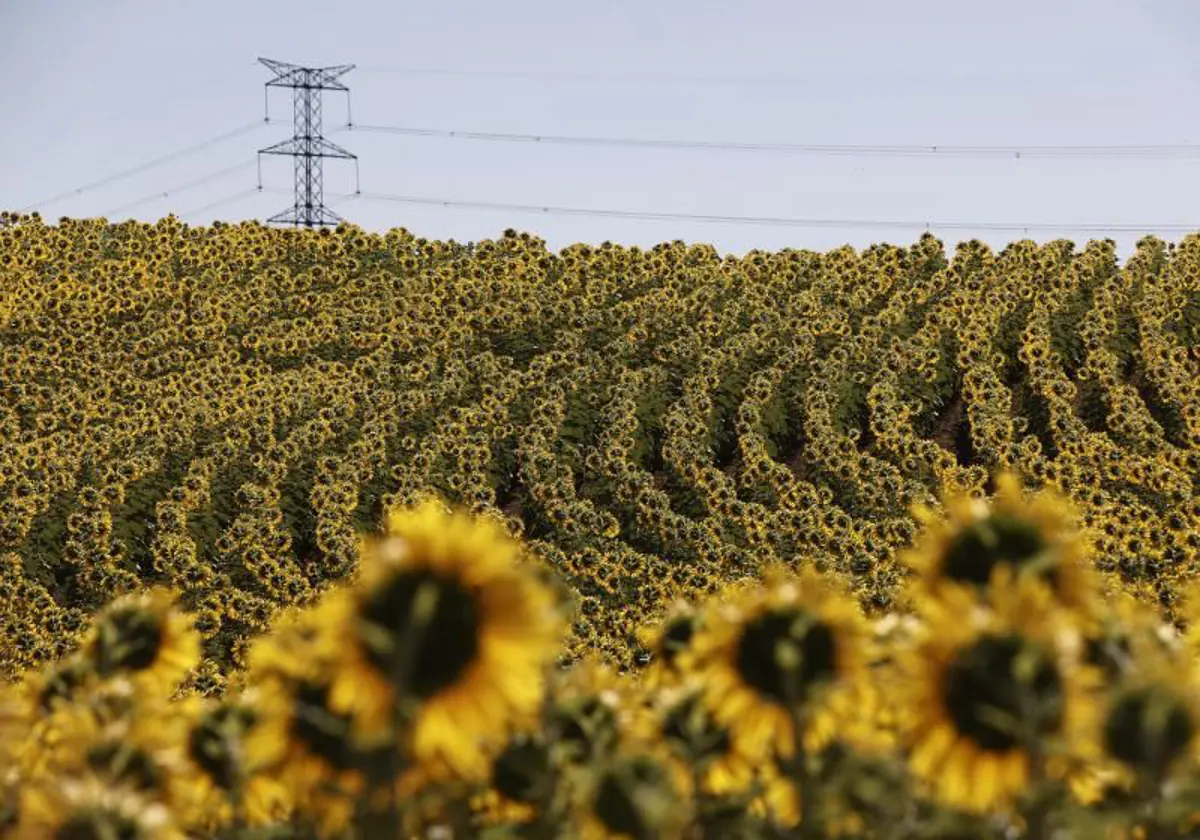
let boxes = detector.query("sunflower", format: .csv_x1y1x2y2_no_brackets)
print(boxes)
78,587,200,695
900,569,1100,814
174,691,291,832
680,566,872,763
325,497,563,780
22,654,94,716
576,747,691,840
243,667,381,839
1078,585,1173,685
547,657,644,769
241,596,389,838
42,694,194,817
901,470,1097,615
654,683,754,799
1094,636,1200,801
635,601,700,692
15,773,184,840
472,732,554,827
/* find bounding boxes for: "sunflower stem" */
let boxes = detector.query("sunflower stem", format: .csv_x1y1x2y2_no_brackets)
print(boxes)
1016,670,1052,840
355,579,439,839
783,665,819,840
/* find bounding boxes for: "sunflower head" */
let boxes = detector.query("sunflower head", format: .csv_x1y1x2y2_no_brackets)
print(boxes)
326,498,563,780
16,774,184,840
656,684,753,798
178,691,290,831
27,655,95,715
902,569,1098,813
186,698,259,793
580,749,690,840
902,470,1096,614
1097,640,1200,793
1103,684,1197,787
245,668,385,839
683,566,871,762
81,588,199,693
635,602,700,690
550,695,620,768
489,732,555,808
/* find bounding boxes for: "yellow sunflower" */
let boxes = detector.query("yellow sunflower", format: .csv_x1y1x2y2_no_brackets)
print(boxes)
78,587,200,695
635,601,700,692
681,565,872,764
39,694,194,818
576,747,691,840
174,691,291,832
16,773,184,840
243,667,377,839
1095,636,1200,800
547,656,646,769
325,497,564,780
471,731,554,828
1079,585,1174,686
901,470,1097,615
654,682,754,799
900,569,1100,814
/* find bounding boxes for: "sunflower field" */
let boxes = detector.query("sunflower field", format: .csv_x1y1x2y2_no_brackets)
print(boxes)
3,209,1200,837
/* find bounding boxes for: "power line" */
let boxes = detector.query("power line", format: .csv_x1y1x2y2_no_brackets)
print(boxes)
17,120,268,214
356,63,851,86
99,161,256,218
180,187,264,222
348,122,1200,160
357,64,1124,89
344,190,1200,235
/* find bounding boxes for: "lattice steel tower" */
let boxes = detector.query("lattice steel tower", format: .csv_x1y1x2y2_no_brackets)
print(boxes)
258,57,358,228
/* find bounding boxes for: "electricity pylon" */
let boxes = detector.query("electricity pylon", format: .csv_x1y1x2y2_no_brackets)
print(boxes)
258,57,358,228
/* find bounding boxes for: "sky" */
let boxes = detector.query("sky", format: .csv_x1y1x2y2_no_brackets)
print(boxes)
2,0,1200,257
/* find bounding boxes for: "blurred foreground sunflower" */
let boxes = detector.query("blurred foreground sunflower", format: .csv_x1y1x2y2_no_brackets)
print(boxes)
576,747,691,840
78,587,200,695
635,601,701,692
176,691,291,832
326,496,564,779
16,773,184,840
655,684,754,799
902,470,1097,615
547,657,643,769
900,569,1100,814
682,566,872,763
1096,637,1200,801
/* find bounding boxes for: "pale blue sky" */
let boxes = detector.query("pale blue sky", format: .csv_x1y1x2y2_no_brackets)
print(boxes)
3,0,1199,255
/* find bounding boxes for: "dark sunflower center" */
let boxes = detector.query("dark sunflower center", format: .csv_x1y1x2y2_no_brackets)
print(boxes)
491,738,551,804
290,681,359,772
658,616,696,668
943,634,1064,753
1103,687,1195,776
554,697,618,761
39,659,90,712
189,706,255,791
86,742,162,793
359,568,481,699
593,757,664,840
662,695,732,759
96,607,164,675
734,609,837,705
942,514,1054,588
